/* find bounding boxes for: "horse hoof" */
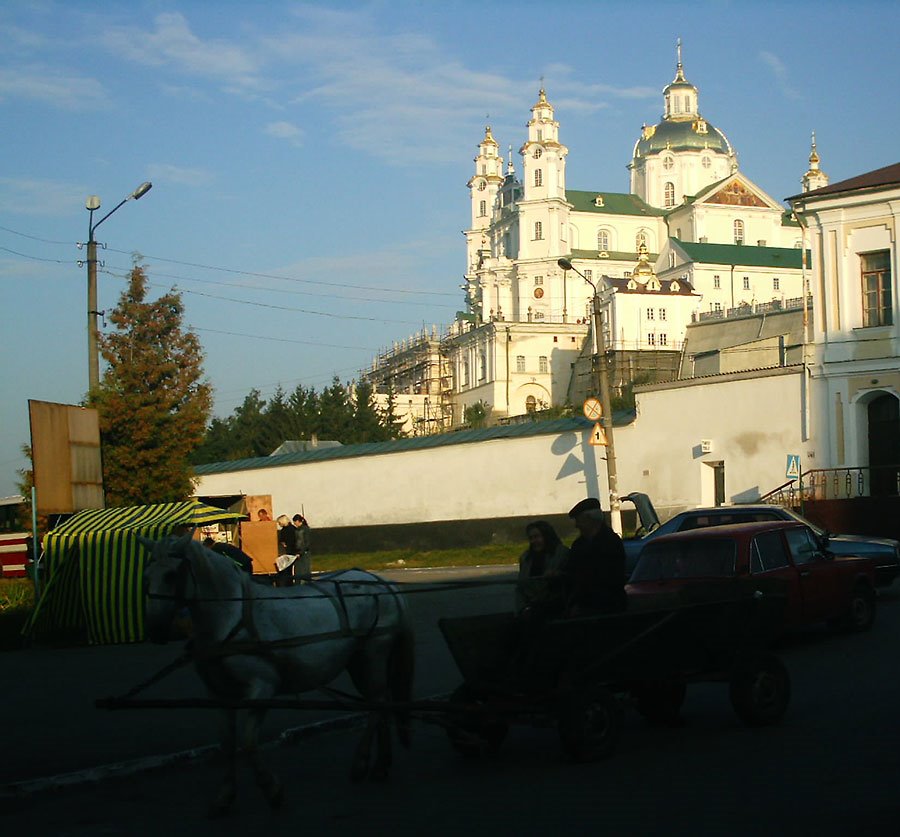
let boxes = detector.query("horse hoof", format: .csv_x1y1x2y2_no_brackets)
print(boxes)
265,785,285,810
207,798,235,819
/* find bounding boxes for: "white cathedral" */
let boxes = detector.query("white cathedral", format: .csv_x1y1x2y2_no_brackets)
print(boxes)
363,48,829,432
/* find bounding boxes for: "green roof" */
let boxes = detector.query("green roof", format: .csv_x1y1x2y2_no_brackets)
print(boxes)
673,238,807,268
566,190,666,217
193,415,636,476
635,118,731,156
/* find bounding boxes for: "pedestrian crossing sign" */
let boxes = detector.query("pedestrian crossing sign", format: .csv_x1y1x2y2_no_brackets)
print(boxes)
786,454,801,480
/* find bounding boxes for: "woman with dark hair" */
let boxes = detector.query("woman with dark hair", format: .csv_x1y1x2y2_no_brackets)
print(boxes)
515,520,570,616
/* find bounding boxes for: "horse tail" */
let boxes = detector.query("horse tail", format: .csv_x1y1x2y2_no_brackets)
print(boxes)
389,600,416,749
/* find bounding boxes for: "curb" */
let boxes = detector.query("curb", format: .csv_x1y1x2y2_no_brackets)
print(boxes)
0,711,368,800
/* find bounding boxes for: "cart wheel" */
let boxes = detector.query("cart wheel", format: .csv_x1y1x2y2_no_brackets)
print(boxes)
632,680,687,726
729,652,790,727
445,685,508,759
558,685,623,762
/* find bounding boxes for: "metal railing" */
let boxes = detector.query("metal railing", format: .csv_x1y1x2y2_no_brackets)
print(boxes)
694,296,810,323
761,465,900,505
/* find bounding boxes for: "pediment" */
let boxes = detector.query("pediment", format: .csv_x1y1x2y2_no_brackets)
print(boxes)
701,175,775,209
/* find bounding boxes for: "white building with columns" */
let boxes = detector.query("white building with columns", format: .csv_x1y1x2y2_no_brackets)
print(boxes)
364,47,826,429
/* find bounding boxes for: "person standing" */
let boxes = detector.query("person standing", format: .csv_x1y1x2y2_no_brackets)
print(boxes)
565,498,627,616
291,514,312,582
275,514,296,586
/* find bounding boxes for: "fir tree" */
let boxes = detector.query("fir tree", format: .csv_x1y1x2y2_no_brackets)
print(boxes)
91,265,211,505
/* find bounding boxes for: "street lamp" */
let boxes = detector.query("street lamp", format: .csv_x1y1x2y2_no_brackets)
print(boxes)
84,181,153,392
558,257,622,534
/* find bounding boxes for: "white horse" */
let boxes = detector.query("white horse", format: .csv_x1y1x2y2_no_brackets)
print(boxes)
139,532,415,814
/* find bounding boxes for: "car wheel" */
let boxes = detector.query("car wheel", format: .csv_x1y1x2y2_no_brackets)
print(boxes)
729,652,790,727
558,684,623,762
632,680,687,726
840,583,876,632
445,684,508,758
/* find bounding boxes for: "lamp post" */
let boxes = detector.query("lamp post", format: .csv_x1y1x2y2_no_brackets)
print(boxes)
558,257,622,534
84,181,152,392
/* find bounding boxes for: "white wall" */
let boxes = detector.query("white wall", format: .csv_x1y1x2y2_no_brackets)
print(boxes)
196,368,805,529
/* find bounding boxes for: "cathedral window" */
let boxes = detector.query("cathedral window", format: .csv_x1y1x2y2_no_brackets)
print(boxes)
525,395,537,414
537,129,543,142
533,147,542,159
702,155,711,169
534,169,543,187
534,275,543,285
597,230,609,252
636,230,647,251
479,200,486,217
743,276,750,290
659,308,667,321
714,274,721,289
539,356,548,373
773,277,780,291
659,333,668,346
584,269,593,282
647,333,657,346
734,219,745,244
516,355,526,373
534,221,543,240
663,155,674,171
479,352,486,380
861,250,893,327
647,308,655,320
664,182,675,207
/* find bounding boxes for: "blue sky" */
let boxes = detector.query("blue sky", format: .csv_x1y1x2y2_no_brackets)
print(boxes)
2,0,898,499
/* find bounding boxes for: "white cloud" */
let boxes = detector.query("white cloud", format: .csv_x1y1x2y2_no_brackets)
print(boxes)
145,164,214,187
0,177,89,216
760,51,800,100
0,66,108,110
265,121,304,146
101,12,263,92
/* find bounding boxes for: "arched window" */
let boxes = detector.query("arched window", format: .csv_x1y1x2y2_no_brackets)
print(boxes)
534,221,543,240
478,200,486,217
664,182,675,207
734,219,744,244
597,229,609,251
525,395,537,414
534,169,543,187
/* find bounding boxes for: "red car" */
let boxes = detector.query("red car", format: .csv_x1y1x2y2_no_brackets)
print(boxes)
626,521,877,632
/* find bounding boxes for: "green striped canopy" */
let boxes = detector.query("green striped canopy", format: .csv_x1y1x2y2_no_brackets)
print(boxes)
26,500,246,645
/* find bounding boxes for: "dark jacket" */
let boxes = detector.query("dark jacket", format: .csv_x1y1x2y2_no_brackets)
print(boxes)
566,524,627,613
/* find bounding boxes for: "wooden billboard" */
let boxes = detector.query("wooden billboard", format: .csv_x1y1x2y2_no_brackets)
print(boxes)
28,400,104,515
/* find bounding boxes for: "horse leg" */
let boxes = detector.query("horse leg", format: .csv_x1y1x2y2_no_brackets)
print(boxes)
209,708,238,817
242,707,284,809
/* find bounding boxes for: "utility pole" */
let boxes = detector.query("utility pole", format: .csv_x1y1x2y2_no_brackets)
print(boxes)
83,182,153,392
559,258,622,534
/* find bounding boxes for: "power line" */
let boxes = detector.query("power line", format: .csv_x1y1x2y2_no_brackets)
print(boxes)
192,326,373,352
104,246,458,298
0,245,71,264
0,224,72,246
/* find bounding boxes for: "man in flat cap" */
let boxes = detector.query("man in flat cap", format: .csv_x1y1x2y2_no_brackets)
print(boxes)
565,498,627,616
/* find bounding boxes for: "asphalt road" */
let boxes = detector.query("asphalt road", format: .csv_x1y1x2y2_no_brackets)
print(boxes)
0,565,517,785
3,570,900,835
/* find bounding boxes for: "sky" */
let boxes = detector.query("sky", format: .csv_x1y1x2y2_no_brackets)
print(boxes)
2,0,899,499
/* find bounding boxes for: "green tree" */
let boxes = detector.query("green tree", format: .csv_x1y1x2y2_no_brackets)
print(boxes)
91,265,211,506
381,383,408,439
464,400,491,429
351,380,388,443
316,377,355,442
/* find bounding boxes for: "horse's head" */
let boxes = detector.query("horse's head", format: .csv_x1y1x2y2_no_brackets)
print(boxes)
139,531,196,644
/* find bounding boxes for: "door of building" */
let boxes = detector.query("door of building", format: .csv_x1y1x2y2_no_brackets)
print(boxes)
868,393,900,496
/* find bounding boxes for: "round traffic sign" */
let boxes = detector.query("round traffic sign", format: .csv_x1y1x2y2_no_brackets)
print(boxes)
583,397,602,420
